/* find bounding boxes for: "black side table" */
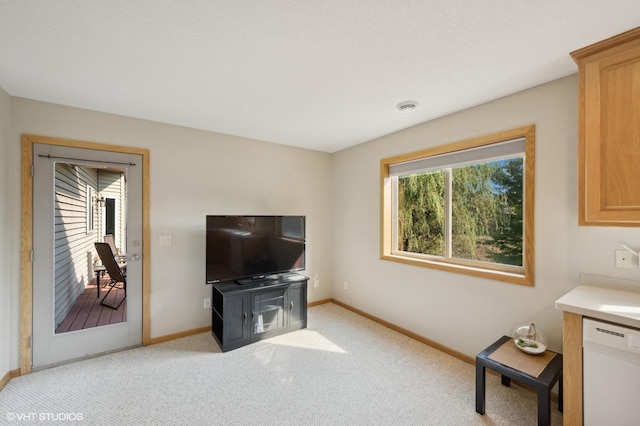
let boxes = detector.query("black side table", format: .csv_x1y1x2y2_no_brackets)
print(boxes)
476,335,563,426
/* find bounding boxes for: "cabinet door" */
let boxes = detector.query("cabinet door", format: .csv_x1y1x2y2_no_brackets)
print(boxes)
224,292,250,349
251,288,287,339
288,282,307,330
573,28,640,225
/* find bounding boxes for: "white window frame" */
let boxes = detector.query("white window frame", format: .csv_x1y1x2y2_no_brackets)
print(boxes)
86,185,95,233
380,125,535,286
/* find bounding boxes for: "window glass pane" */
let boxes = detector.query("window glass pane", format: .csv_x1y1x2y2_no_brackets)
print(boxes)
397,171,445,256
86,185,95,232
451,158,523,266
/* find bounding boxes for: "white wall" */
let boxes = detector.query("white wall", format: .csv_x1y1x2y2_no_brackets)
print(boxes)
7,98,333,368
0,87,12,378
331,75,640,357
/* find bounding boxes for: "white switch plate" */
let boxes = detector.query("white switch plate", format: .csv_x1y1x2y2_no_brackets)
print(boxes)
159,235,172,246
615,250,634,269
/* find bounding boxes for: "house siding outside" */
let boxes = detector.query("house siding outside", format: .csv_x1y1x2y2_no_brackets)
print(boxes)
54,163,99,327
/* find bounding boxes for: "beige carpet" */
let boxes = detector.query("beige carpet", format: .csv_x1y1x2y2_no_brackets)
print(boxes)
0,303,561,425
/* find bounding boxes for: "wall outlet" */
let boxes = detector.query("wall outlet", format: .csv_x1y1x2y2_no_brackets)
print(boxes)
204,297,211,309
314,279,320,288
615,250,634,269
159,235,172,246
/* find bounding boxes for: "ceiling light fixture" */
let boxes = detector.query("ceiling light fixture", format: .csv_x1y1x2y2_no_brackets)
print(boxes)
397,101,418,113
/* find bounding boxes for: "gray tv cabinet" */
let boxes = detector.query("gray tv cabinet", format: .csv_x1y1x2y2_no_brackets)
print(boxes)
211,274,308,352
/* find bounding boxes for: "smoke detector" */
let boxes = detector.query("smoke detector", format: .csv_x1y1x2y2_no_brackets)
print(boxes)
397,101,418,112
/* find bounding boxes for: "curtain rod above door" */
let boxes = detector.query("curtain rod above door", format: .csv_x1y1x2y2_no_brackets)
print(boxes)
38,154,136,166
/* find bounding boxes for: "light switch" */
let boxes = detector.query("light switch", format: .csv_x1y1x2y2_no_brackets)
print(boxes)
159,235,172,246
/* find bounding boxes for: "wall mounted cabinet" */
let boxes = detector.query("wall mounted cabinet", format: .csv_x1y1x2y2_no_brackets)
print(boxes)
572,27,640,226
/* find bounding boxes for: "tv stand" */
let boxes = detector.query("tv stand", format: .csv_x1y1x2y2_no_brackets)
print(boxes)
210,274,308,352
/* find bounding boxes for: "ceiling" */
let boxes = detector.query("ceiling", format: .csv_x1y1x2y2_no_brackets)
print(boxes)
1,1,639,153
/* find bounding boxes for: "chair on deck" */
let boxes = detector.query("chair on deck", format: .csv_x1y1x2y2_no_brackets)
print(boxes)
104,234,125,262
95,242,126,310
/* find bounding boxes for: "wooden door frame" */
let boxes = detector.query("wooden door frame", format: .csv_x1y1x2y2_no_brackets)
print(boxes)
20,134,151,374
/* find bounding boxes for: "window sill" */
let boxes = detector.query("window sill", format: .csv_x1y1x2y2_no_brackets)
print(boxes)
381,253,532,286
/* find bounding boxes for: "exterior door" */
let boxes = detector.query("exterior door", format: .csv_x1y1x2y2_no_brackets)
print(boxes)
31,143,143,369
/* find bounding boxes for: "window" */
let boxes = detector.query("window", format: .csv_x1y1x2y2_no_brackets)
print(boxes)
380,125,535,286
86,185,95,233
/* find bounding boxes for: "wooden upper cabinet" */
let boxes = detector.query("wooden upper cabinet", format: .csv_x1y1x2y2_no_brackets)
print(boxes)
572,27,640,226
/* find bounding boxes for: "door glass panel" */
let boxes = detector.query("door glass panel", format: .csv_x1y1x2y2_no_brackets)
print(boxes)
53,162,128,334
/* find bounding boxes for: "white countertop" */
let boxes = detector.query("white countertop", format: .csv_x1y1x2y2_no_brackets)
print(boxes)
555,285,640,329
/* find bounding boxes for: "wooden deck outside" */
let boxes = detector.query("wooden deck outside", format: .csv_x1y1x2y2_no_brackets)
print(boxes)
55,276,126,334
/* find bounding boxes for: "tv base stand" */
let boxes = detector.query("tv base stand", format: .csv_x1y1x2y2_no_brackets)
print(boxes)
210,274,308,352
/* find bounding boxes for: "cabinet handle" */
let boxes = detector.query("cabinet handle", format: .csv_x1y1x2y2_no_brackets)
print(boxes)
290,301,294,311
243,312,247,323
252,310,255,321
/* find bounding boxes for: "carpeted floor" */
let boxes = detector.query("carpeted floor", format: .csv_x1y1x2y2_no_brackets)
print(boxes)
0,303,562,425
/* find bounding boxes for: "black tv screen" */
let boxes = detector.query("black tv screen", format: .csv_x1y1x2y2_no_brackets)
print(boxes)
206,215,305,284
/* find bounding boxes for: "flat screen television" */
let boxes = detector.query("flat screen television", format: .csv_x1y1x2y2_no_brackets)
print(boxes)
206,215,305,284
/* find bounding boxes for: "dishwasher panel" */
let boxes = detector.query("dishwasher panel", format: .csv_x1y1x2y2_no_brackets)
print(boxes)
583,318,640,426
